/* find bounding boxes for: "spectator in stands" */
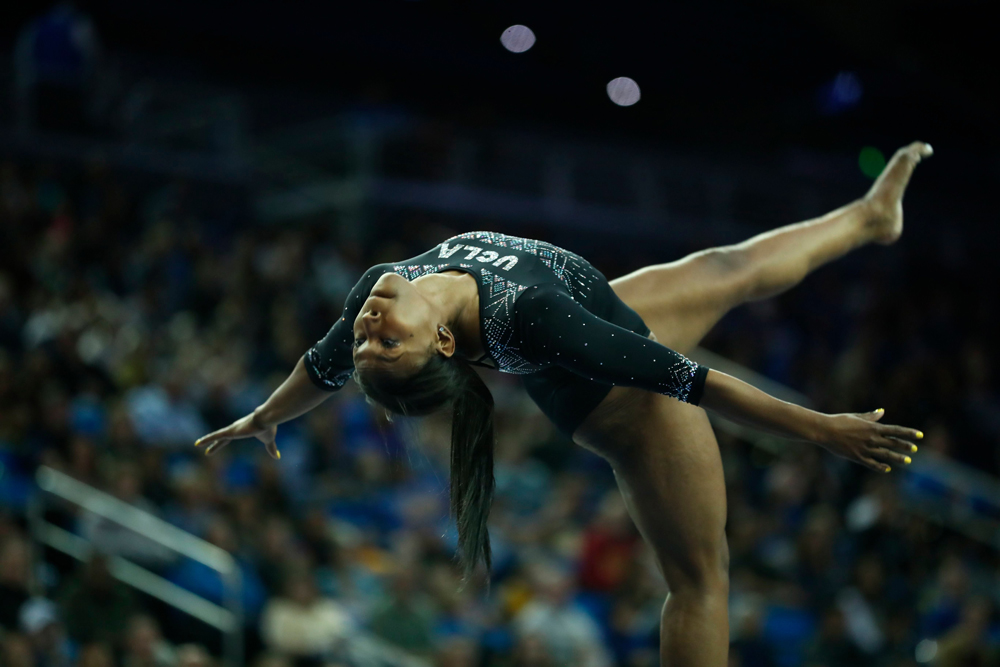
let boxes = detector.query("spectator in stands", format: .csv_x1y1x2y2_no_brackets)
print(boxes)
58,553,137,646
122,614,177,667
167,517,268,623
513,562,613,667
802,608,865,667
77,642,114,667
511,635,557,667
1,632,35,667
175,644,214,667
19,596,73,667
259,566,353,660
933,597,1000,667
434,635,479,667
368,567,436,657
0,535,31,630
252,653,292,667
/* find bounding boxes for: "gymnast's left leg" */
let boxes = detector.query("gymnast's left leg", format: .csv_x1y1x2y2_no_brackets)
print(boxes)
610,141,932,356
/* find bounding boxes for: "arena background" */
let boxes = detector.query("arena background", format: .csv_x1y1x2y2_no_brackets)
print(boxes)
1,2,998,667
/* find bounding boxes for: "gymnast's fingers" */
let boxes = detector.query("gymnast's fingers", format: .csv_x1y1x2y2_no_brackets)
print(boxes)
871,445,911,467
884,435,918,454
195,424,236,450
859,455,891,474
879,423,923,443
204,437,233,456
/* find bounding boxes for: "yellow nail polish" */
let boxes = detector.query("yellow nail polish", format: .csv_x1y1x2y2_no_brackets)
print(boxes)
885,467,891,473
877,408,885,413
194,439,202,447
916,431,924,439
904,457,911,464
911,445,918,453
276,450,281,460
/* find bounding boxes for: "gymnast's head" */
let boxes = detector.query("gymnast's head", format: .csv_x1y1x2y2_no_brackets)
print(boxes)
350,271,496,590
350,272,454,395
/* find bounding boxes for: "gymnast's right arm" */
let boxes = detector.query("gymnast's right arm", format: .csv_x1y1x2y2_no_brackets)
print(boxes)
195,265,387,458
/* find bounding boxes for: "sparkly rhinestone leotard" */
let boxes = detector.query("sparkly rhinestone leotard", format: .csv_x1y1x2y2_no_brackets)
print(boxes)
303,231,709,437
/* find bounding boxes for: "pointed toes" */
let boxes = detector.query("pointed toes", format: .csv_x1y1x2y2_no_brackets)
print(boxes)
907,141,933,160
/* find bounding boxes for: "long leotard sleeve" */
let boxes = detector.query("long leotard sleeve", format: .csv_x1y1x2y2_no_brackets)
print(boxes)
302,264,388,391
515,285,709,405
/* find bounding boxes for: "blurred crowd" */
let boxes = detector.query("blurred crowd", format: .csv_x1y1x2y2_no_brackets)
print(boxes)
0,155,998,667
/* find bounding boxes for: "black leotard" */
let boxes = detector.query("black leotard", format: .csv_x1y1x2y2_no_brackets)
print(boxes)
304,231,708,406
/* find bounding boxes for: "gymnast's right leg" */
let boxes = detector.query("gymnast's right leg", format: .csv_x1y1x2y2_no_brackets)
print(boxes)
609,141,932,356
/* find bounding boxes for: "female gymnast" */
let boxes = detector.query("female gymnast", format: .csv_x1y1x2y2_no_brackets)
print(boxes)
196,142,931,666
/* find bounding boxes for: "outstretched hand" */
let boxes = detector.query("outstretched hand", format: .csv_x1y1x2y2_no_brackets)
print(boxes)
817,408,922,473
195,412,280,460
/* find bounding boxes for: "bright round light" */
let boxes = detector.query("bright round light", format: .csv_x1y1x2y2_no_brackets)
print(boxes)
501,25,536,53
915,639,938,663
607,77,641,106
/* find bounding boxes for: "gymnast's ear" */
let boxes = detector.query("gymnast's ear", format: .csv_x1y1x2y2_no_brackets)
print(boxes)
435,324,456,358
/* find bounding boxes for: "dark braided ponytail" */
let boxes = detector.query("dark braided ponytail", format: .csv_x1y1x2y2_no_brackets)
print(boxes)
354,351,496,591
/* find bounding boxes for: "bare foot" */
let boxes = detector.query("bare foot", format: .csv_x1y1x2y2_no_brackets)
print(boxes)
863,141,933,245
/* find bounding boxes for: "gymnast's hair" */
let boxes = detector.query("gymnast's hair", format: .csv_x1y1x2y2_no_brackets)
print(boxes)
353,343,495,593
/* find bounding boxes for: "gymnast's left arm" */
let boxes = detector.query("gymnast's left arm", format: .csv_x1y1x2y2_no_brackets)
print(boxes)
516,286,922,473
515,286,709,403
698,370,922,472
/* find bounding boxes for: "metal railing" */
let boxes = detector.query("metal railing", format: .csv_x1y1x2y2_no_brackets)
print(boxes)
28,466,434,667
30,466,244,667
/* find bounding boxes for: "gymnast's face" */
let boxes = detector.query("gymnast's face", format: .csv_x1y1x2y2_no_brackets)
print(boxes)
352,272,451,375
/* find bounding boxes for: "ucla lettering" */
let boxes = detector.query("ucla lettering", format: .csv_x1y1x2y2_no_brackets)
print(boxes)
476,250,499,263
493,255,518,270
438,242,464,259
438,243,517,271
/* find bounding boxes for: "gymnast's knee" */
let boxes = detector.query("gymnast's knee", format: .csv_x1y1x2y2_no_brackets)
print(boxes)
692,246,757,300
663,537,730,598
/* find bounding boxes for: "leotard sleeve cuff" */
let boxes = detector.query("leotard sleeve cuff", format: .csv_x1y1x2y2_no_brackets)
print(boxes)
687,364,710,406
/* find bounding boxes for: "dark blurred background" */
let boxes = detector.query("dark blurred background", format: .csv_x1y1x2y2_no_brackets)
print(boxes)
1,2,998,667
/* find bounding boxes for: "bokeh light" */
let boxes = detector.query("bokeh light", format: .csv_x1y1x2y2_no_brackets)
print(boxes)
818,71,863,115
500,25,536,53
607,77,641,106
915,639,938,663
859,146,886,179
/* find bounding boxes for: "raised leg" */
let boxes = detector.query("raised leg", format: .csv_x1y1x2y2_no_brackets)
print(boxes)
574,388,730,667
609,141,932,355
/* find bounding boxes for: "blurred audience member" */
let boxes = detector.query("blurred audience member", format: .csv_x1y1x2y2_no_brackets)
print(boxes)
175,644,213,667
123,614,177,667
934,597,1000,667
19,596,73,667
802,608,864,667
259,567,353,659
368,567,436,657
77,643,114,667
513,562,613,667
0,536,32,630
1,632,35,667
58,553,137,646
